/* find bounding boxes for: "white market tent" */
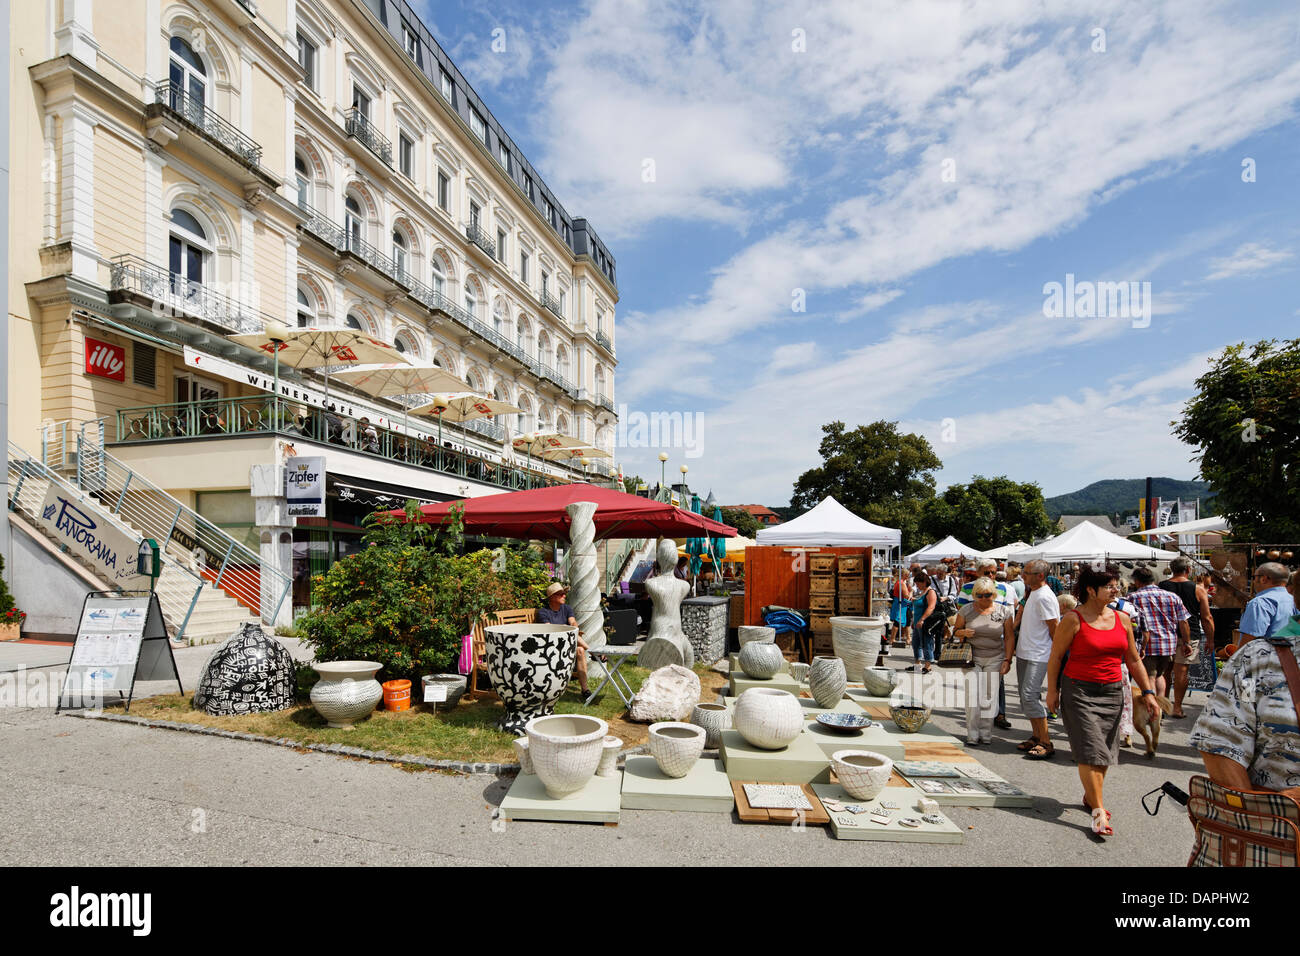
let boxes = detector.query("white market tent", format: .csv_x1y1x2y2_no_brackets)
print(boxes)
905,534,988,564
1132,516,1230,537
1007,520,1179,562
983,541,1031,561
755,496,901,548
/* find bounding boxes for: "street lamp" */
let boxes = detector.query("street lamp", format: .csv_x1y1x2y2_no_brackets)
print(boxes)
680,464,689,503
658,451,669,497
580,455,590,478
524,431,538,488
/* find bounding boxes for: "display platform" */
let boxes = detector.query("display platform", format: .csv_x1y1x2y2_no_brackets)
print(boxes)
803,721,905,760
811,784,965,843
723,695,866,718
729,672,802,697
733,781,830,826
621,756,735,813
719,729,831,784
728,653,790,674
499,771,622,824
891,761,1033,808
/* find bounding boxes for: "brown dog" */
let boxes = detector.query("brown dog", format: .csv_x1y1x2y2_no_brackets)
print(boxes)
1131,686,1174,758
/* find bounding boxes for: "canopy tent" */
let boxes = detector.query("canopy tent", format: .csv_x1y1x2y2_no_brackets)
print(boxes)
982,541,1031,561
905,534,988,564
680,535,753,562
388,483,737,542
1132,516,1231,537
1007,521,1179,562
755,496,901,548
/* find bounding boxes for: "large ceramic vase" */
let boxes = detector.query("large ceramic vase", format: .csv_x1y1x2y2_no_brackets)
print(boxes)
738,641,783,679
738,625,776,647
485,623,579,735
862,666,899,698
648,722,706,778
808,656,848,708
691,702,731,749
525,714,608,799
831,749,894,801
309,661,383,728
733,688,803,750
830,616,886,682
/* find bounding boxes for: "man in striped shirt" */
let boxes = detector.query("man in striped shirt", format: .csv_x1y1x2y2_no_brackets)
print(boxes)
1125,565,1189,697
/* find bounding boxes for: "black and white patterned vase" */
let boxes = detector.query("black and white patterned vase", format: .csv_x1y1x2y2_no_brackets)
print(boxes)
192,623,297,716
485,623,579,735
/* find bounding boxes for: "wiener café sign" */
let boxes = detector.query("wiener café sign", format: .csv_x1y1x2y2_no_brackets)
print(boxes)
37,481,149,589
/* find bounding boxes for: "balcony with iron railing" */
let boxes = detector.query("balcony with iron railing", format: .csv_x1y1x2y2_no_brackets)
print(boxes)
594,330,615,356
465,222,497,260
596,393,617,414
109,254,268,335
298,203,403,286
149,80,264,172
540,288,564,318
345,107,393,166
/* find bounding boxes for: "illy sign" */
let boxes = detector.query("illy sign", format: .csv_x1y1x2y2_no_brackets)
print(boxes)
85,337,126,382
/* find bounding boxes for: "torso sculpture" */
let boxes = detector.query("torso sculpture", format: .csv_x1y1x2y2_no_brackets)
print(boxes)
639,539,695,670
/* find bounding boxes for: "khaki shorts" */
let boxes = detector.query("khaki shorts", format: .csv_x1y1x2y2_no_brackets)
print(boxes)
1175,637,1201,666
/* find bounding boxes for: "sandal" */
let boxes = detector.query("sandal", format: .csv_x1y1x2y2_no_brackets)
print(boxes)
1091,807,1113,836
1016,736,1040,752
1024,743,1055,760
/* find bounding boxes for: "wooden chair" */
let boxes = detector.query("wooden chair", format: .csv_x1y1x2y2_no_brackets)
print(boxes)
469,607,537,699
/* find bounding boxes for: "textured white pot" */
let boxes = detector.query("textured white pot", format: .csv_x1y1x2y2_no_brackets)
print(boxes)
789,661,810,683
309,661,383,728
649,722,706,778
830,616,886,682
525,714,609,799
513,737,534,775
862,666,899,697
738,625,776,647
831,749,894,801
808,656,848,708
691,702,731,749
733,688,803,750
738,641,784,679
596,736,622,777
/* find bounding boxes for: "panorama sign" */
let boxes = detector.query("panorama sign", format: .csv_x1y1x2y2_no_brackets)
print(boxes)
37,482,150,590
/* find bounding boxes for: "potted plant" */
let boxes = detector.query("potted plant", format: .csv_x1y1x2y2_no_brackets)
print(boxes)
1,607,26,642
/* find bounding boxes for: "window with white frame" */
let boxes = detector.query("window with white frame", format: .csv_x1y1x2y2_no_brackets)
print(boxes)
558,290,566,317
398,133,414,178
469,109,486,144
402,23,419,61
439,68,452,101
296,32,318,92
345,312,364,331
352,85,371,121
469,201,481,230
519,250,529,283
344,194,363,250
294,152,312,209
431,257,446,298
296,285,316,328
541,270,549,295
168,208,209,288
168,36,207,113
498,141,510,171
497,228,507,262
516,318,529,354
392,228,408,278
465,282,478,319
437,170,450,211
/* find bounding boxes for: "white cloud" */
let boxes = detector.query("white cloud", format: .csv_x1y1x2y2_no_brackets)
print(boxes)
1205,242,1296,281
838,289,903,321
768,341,818,371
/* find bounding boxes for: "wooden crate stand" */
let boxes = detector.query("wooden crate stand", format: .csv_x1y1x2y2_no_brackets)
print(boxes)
838,555,864,573
810,573,837,594
837,572,865,593
809,554,838,572
810,592,837,611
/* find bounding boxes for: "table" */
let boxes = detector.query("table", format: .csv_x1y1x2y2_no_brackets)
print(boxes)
585,642,642,707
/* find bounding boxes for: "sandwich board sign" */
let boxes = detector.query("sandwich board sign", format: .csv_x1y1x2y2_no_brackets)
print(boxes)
57,591,183,713
285,456,326,518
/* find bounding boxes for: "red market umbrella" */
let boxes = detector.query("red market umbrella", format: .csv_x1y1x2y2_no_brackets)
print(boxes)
385,482,738,542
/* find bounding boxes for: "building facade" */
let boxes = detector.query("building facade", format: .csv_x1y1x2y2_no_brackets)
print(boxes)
10,0,620,624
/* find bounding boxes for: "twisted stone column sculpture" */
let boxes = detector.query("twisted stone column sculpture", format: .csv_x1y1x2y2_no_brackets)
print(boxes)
566,502,605,677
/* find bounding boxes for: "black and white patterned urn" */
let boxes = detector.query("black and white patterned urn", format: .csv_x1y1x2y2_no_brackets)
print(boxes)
484,623,579,735
192,623,297,715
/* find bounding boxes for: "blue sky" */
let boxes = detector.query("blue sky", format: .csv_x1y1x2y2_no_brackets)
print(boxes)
414,0,1300,506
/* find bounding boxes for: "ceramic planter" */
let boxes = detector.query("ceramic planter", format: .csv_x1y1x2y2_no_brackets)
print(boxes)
649,722,706,778
309,661,383,728
193,623,296,715
738,641,784,679
789,662,810,684
691,702,731,749
830,616,886,682
889,697,933,734
808,656,847,708
525,714,609,799
831,749,894,801
596,736,622,777
422,673,467,712
485,623,579,735
513,737,534,774
733,687,803,750
738,625,776,647
862,666,899,698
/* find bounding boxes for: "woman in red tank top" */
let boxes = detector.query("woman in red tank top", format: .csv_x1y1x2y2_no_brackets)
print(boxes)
1047,566,1160,837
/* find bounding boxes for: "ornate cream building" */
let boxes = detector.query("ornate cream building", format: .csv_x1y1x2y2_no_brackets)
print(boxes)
8,0,620,628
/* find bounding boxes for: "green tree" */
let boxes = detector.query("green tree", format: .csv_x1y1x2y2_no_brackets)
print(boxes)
720,507,763,538
1174,338,1300,541
790,421,942,552
919,476,1054,552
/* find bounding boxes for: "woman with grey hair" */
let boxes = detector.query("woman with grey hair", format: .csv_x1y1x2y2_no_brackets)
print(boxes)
953,577,1015,744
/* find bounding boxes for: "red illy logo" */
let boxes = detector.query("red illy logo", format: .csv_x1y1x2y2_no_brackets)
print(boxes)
85,338,126,381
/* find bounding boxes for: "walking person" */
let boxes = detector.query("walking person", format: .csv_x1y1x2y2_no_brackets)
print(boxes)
953,578,1015,744
959,559,1020,730
889,572,913,647
908,570,940,674
1126,565,1190,698
1160,557,1216,719
1017,560,1062,759
1048,565,1160,836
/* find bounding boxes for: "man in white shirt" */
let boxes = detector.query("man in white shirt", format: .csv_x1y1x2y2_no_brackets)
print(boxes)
1014,559,1061,759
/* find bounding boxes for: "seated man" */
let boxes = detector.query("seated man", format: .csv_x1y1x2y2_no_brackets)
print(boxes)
537,582,589,695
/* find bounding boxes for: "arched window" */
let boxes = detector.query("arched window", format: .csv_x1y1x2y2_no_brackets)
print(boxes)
493,298,507,336
430,256,446,299
556,413,570,436
555,345,569,380
516,318,529,355
295,153,312,210
169,208,209,287
537,330,551,366
345,312,363,331
394,330,418,357
392,229,408,278
595,365,607,397
344,194,363,251
515,394,532,434
296,285,316,328
464,281,479,320
168,36,207,115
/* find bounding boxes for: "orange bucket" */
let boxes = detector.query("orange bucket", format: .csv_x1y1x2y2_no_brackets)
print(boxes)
382,679,411,711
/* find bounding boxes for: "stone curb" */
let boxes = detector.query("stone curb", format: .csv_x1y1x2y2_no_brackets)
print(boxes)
68,710,516,776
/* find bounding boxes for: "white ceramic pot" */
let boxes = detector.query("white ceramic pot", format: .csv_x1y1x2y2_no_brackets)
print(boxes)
596,736,622,777
738,641,784,679
862,666,899,697
309,661,383,728
831,616,886,682
524,714,609,799
513,737,534,775
690,702,731,749
831,749,894,801
808,656,847,708
789,661,810,684
422,673,467,712
485,623,579,735
733,687,803,750
649,722,706,778
738,625,776,647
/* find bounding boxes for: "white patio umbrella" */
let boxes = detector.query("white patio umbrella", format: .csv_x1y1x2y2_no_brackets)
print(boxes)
331,363,468,436
409,393,524,452
510,432,589,487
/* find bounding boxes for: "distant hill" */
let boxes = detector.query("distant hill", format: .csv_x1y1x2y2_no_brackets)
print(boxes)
1044,478,1215,521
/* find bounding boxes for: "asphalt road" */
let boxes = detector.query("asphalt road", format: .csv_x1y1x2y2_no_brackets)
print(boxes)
0,643,1207,866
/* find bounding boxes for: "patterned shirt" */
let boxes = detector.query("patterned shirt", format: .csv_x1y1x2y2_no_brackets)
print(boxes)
1189,638,1300,790
1126,584,1188,656
957,580,1017,611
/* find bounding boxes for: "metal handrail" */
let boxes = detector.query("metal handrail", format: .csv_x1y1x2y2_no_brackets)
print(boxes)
596,393,616,413
345,107,392,165
465,222,497,259
298,203,403,285
109,254,268,334
594,330,615,356
153,80,263,169
541,288,564,318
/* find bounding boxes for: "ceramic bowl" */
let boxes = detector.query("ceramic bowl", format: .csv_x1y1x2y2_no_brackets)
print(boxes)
738,625,776,647
789,661,810,683
524,714,608,799
815,712,873,734
648,722,706,778
831,749,894,801
889,697,933,734
862,666,899,697
738,641,784,679
690,702,731,749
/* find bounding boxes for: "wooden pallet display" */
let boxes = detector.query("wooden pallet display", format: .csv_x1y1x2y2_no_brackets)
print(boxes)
837,572,865,593
732,781,831,826
810,610,833,632
838,593,865,614
809,554,838,573
838,555,864,574
810,572,837,594
810,592,837,611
